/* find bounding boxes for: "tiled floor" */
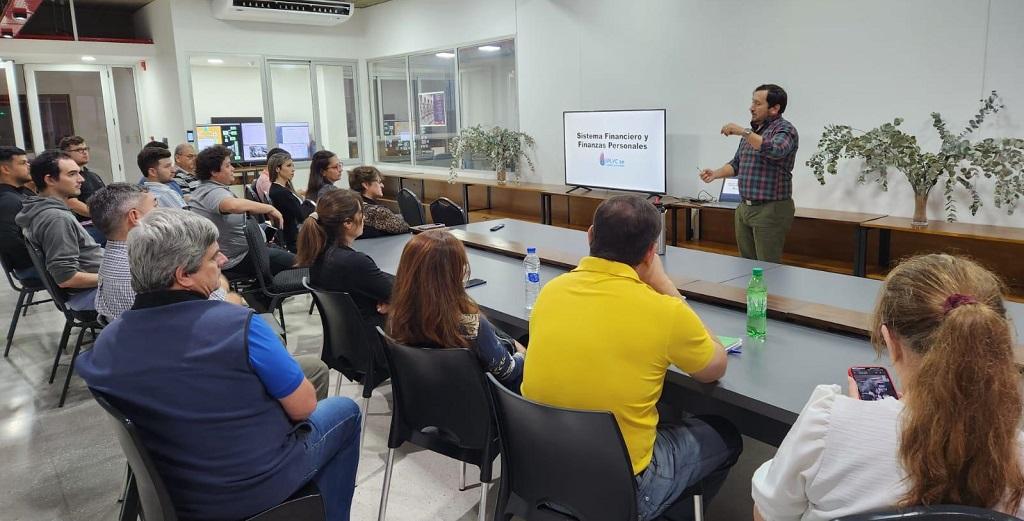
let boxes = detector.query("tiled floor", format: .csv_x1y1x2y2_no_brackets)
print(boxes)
0,283,774,520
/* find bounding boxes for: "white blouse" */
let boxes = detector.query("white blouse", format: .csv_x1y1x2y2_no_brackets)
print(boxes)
751,384,1024,521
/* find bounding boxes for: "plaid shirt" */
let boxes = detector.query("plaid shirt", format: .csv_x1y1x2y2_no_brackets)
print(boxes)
728,115,798,201
96,240,226,321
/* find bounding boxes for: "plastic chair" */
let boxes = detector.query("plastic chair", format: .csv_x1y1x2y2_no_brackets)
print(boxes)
831,505,1023,520
428,196,468,226
303,277,390,452
241,217,310,342
24,237,103,407
90,390,326,521
486,372,639,521
1,250,52,357
376,329,500,521
397,188,427,226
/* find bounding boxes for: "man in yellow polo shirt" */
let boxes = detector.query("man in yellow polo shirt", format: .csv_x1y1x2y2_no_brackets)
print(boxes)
522,195,742,521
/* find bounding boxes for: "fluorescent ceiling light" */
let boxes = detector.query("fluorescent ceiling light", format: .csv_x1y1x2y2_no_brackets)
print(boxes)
435,52,455,59
1,30,13,39
478,45,501,52
81,56,96,62
207,58,224,64
13,10,29,22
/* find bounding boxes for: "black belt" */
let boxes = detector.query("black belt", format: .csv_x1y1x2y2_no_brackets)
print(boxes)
741,198,788,206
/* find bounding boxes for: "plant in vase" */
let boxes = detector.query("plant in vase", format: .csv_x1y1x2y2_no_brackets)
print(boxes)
449,125,536,185
806,91,1024,224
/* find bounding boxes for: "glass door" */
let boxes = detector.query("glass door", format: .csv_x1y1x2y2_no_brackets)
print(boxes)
23,64,126,182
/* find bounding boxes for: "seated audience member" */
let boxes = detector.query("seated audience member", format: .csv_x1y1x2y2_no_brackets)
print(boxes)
752,254,1024,521
16,151,104,311
59,136,106,245
189,145,293,277
0,146,36,279
172,143,199,196
522,195,738,521
349,166,409,239
305,150,343,204
295,189,392,333
388,230,525,390
256,147,289,204
267,153,304,253
138,147,187,209
76,208,359,520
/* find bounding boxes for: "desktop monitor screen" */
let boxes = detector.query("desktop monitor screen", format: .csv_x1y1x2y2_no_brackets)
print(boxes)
720,177,741,202
275,122,311,161
195,124,242,161
563,109,666,194
241,122,269,162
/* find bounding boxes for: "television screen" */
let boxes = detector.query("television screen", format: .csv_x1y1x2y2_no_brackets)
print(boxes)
563,109,666,194
275,122,311,161
241,122,269,162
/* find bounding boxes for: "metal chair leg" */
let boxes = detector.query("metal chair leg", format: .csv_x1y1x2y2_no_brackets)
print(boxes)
117,463,130,502
308,299,315,315
334,372,343,396
360,395,369,453
478,481,488,521
118,471,139,521
49,320,73,384
459,461,469,491
693,494,703,521
59,326,88,407
5,290,26,357
377,448,396,521
275,299,288,344
23,290,34,316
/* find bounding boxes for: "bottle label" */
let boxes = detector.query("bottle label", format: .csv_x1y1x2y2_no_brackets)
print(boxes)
527,272,540,283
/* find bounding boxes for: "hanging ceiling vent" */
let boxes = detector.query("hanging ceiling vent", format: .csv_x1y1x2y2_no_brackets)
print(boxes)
211,0,354,26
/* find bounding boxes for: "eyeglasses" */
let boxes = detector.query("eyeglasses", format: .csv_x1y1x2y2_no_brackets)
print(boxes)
66,147,90,153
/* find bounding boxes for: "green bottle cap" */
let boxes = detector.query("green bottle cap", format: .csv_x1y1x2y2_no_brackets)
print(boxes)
752,267,763,276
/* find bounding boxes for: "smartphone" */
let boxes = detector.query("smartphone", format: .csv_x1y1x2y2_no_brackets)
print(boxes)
464,278,486,289
848,366,899,401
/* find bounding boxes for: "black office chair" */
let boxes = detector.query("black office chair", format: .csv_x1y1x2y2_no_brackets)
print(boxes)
429,196,468,226
241,217,310,342
24,238,102,407
831,506,1022,520
90,390,326,521
303,277,390,452
376,329,500,521
244,183,269,223
1,250,52,357
397,188,427,226
486,372,639,521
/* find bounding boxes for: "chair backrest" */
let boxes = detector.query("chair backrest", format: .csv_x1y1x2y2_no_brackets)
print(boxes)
23,236,70,313
831,506,1023,521
397,188,426,226
242,217,275,290
299,199,316,221
378,329,498,474
486,373,638,521
303,277,380,384
428,197,467,227
0,249,24,292
91,390,179,521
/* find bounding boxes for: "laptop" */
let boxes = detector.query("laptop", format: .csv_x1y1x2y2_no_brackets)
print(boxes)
703,178,741,209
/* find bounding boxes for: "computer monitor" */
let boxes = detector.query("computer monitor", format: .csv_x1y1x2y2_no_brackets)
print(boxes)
720,177,741,203
275,122,311,161
241,122,269,162
194,123,242,161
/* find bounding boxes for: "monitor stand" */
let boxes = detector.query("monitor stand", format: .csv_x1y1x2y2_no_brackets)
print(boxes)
566,185,593,194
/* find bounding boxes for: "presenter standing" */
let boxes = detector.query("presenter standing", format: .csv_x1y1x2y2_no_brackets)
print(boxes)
700,84,798,263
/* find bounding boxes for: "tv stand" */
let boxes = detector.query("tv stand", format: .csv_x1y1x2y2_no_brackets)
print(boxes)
566,185,593,194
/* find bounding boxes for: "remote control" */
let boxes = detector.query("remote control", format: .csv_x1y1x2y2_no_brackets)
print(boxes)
489,224,505,232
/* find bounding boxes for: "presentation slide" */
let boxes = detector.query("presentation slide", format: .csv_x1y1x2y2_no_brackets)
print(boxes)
563,109,666,194
241,122,269,162
275,122,311,160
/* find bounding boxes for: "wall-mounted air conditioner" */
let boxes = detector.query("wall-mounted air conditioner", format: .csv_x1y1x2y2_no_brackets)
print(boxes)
211,0,354,26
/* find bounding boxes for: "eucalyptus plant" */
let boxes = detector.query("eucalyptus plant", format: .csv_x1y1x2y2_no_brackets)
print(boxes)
807,91,1024,221
449,125,536,183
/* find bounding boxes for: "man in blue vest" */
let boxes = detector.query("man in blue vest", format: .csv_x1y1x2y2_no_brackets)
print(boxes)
77,208,360,521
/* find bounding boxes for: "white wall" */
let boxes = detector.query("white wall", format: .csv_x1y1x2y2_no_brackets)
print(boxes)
132,0,184,146
190,65,264,123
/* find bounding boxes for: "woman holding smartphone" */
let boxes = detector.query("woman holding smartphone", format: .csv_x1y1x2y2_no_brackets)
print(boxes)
752,254,1024,520
267,153,303,253
387,229,526,391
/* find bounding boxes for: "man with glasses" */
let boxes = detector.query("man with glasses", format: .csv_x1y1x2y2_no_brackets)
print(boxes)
0,146,36,279
60,135,108,245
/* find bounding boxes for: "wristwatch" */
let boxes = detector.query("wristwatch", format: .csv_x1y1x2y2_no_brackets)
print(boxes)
742,128,753,137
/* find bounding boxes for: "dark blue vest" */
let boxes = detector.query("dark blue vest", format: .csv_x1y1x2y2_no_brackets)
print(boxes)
77,299,308,520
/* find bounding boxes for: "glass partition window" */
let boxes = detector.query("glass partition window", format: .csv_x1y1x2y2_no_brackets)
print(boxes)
189,56,265,161
315,64,360,160
269,62,315,161
0,66,17,147
370,58,412,165
368,39,517,169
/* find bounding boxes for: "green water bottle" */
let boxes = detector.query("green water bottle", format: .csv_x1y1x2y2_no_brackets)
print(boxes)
746,267,767,340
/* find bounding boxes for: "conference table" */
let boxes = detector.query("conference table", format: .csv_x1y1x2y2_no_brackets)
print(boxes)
357,219,1024,446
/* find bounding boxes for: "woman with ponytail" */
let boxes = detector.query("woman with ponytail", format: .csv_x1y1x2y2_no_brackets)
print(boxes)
295,188,393,331
752,254,1024,520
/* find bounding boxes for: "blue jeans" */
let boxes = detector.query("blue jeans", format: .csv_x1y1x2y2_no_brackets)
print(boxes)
13,266,39,281
301,396,361,520
635,416,742,521
66,288,97,311
83,223,106,247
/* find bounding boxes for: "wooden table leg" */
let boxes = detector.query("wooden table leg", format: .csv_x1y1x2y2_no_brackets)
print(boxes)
854,227,868,277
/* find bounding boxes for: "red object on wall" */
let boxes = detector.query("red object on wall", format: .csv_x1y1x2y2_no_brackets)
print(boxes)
1,0,45,38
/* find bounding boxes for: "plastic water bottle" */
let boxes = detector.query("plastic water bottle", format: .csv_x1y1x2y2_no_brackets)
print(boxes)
524,247,541,311
746,267,767,340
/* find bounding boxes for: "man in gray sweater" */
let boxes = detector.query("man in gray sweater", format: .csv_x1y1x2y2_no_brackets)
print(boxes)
16,150,104,311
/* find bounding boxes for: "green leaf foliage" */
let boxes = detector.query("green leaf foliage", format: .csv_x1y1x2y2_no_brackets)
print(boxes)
448,126,537,183
806,91,1023,221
